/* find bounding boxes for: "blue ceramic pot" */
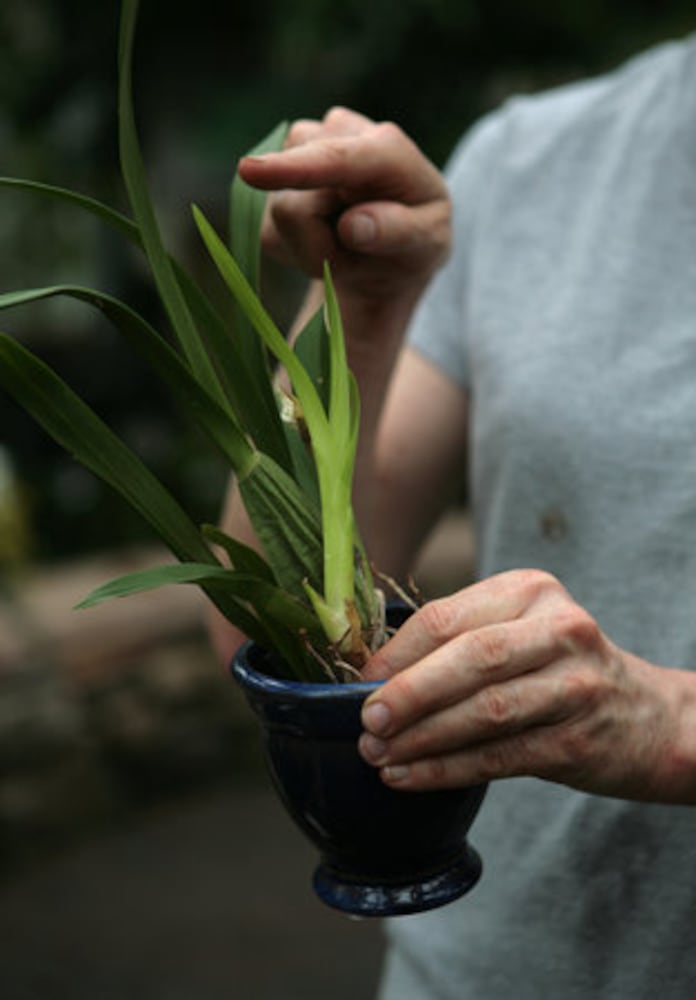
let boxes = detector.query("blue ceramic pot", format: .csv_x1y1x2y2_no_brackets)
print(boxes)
231,611,487,917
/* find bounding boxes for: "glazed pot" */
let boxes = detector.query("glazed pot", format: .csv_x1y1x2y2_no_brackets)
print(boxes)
231,610,486,917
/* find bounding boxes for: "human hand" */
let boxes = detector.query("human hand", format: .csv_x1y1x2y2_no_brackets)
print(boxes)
237,107,451,311
359,570,696,803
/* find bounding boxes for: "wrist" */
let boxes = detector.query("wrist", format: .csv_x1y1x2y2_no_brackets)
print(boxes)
657,664,696,803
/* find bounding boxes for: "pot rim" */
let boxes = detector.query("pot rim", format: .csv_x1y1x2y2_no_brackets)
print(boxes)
231,641,384,700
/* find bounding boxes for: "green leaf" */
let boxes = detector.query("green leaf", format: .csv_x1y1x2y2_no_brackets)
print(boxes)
0,177,294,473
201,524,275,582
0,332,212,563
0,329,290,640
193,205,330,446
76,561,325,665
79,563,277,649
194,206,372,644
178,262,292,472
118,0,223,404
222,120,294,471
230,120,288,295
0,177,138,242
293,304,332,411
0,285,257,478
238,452,324,597
76,562,312,623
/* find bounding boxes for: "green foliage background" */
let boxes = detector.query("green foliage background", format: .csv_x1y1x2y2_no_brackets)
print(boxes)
1,0,695,560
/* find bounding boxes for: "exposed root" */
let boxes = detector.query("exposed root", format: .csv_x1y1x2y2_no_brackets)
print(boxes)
302,638,341,683
373,569,424,612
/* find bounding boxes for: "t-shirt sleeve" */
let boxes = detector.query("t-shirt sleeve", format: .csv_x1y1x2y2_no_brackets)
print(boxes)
407,111,507,390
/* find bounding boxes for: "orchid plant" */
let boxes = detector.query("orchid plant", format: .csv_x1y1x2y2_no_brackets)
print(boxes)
0,0,389,682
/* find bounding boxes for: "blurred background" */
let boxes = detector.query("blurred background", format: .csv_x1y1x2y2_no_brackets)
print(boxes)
1,1,694,997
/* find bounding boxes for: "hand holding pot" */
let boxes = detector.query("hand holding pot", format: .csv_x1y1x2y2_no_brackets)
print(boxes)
359,569,696,803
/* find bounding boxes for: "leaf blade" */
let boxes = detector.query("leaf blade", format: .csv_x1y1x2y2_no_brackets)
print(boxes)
118,0,223,402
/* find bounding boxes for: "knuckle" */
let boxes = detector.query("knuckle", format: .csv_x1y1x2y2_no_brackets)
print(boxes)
404,728,431,759
372,120,406,145
511,567,562,602
433,199,453,251
478,684,517,728
555,724,594,769
420,755,448,785
323,105,353,127
269,189,298,226
557,607,602,653
467,627,511,674
560,666,604,713
416,597,460,644
286,118,315,146
389,671,429,719
476,739,519,781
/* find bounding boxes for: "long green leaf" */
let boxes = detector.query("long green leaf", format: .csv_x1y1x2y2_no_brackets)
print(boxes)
0,332,212,563
0,330,269,635
195,206,370,642
0,285,257,477
118,0,223,404
227,122,289,452
0,177,138,242
293,305,332,411
229,121,288,292
76,561,326,678
185,274,292,469
201,524,275,582
222,120,293,469
0,177,293,472
238,452,324,597
229,120,288,374
77,563,318,631
78,563,273,647
193,205,330,447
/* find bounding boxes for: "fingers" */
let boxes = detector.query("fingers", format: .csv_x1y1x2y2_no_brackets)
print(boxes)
260,187,343,273
236,106,450,295
375,728,560,791
359,654,578,766
285,108,375,147
262,195,451,277
357,569,637,794
363,570,569,681
239,124,443,204
337,198,451,259
361,612,577,740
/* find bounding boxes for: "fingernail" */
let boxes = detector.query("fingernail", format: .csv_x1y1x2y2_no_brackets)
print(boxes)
359,733,389,765
383,765,410,784
362,699,391,736
349,213,377,247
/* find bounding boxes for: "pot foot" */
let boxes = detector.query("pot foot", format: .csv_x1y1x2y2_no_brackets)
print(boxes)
313,843,482,917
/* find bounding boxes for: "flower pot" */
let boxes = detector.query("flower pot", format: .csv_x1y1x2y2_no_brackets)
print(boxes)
231,610,487,917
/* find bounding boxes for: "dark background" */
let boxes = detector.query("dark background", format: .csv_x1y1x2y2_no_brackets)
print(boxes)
1,0,694,560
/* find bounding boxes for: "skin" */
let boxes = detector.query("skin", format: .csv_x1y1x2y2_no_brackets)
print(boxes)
213,106,696,805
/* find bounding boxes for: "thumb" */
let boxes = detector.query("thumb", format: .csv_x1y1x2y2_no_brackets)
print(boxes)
341,211,378,250
337,200,451,266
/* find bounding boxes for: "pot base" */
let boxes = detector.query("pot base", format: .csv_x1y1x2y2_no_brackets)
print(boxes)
313,843,483,917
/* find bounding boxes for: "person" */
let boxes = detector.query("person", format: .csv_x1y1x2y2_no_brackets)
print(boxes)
211,29,696,999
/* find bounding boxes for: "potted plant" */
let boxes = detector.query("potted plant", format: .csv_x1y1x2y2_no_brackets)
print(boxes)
0,0,485,915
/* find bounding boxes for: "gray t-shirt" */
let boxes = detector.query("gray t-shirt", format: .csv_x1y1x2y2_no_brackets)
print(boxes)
380,35,696,1000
